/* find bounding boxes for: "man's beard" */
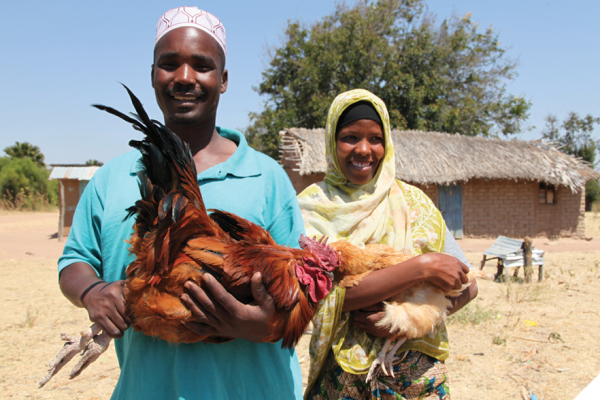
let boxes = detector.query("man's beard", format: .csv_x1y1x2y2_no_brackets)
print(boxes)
168,114,203,126
164,85,207,126
168,100,218,126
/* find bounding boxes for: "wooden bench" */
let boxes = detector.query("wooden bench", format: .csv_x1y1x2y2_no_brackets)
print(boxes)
479,236,545,282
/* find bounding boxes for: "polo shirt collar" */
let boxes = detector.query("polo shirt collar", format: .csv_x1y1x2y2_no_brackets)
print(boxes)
129,127,261,180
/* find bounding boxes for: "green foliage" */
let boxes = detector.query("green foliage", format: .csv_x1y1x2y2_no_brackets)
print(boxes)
542,112,600,209
586,179,600,211
548,332,564,343
492,335,506,346
3,141,45,167
0,157,57,210
248,0,531,157
542,112,600,161
85,159,104,166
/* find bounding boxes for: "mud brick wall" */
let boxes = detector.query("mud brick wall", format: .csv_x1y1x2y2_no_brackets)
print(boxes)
280,150,325,194
462,179,585,239
285,169,325,194
535,184,586,238
280,165,586,238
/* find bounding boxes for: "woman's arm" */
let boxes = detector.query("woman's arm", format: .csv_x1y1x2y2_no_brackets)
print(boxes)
351,279,478,337
442,227,478,314
342,252,470,312
448,280,478,315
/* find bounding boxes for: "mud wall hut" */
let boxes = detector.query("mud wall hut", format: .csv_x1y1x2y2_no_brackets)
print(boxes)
49,165,100,241
279,129,600,239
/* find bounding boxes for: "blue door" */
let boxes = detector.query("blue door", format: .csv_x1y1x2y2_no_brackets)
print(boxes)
439,184,463,238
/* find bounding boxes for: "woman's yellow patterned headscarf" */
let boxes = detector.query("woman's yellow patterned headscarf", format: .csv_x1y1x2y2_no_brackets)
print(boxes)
297,89,412,252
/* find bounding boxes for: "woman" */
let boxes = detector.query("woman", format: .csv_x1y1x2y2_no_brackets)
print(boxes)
298,89,476,399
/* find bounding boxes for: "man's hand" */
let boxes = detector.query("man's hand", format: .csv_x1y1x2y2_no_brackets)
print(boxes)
81,280,130,338
351,303,391,338
420,253,470,292
181,272,275,343
59,262,130,339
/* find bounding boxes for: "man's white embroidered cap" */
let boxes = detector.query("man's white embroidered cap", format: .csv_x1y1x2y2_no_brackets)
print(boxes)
155,7,226,56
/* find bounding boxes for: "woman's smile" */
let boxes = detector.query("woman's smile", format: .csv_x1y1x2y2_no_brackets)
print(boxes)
350,160,372,169
336,119,385,185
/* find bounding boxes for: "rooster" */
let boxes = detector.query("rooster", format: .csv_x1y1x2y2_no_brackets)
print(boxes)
39,86,339,388
327,240,493,382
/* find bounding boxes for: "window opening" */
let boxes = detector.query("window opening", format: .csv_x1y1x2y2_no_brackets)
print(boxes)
539,182,556,204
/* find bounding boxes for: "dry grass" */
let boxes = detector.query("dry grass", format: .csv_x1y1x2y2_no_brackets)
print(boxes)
2,212,599,399
446,250,600,399
0,191,57,212
586,211,600,239
0,257,120,399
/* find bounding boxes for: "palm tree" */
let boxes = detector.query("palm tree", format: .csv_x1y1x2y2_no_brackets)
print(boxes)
4,142,45,167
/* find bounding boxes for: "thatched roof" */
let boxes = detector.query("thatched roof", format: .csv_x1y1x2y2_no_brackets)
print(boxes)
279,128,600,191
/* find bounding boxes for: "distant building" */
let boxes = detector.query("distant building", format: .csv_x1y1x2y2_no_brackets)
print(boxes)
49,165,100,241
279,129,600,239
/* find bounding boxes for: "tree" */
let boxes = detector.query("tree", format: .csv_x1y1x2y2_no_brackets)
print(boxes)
542,112,600,210
85,159,104,166
4,141,46,168
542,113,599,157
247,0,531,158
0,157,57,207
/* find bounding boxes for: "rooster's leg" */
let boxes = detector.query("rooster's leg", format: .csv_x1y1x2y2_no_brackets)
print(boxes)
366,338,392,383
38,324,101,388
69,330,112,379
384,337,407,378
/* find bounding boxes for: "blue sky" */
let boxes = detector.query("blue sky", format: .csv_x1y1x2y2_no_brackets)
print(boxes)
1,0,598,165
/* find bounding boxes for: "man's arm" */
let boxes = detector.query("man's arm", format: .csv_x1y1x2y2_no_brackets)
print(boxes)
60,262,130,338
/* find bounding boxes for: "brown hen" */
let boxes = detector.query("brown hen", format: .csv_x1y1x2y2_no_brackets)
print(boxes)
329,240,493,381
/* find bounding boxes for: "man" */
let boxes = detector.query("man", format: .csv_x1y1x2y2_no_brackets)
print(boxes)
58,7,304,399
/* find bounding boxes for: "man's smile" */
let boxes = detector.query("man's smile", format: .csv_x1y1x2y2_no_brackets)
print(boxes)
172,94,200,101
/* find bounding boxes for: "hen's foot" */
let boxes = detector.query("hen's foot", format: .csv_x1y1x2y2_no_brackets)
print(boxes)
38,324,111,388
366,338,392,383
365,337,408,383
69,330,112,378
383,338,407,377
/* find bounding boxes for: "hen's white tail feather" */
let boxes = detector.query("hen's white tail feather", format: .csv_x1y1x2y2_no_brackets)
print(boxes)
375,284,451,339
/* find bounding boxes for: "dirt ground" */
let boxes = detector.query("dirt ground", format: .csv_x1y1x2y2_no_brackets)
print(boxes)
1,211,599,399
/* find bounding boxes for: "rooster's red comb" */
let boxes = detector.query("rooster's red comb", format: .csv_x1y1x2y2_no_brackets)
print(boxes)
298,234,339,272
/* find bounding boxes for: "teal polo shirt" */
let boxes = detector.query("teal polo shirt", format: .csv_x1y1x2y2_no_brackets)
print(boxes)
59,128,305,400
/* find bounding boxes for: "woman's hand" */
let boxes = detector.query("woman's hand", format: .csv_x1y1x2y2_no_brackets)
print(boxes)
351,303,391,338
419,252,470,292
181,272,275,343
